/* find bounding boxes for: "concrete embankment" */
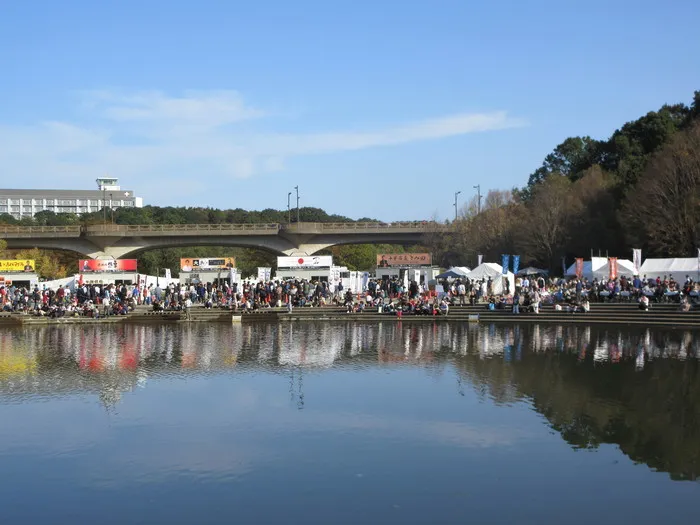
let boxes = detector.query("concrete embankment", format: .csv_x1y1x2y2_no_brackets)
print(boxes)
241,303,700,329
0,303,698,328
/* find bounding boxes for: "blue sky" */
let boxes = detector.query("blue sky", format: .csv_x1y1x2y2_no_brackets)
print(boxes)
1,0,699,221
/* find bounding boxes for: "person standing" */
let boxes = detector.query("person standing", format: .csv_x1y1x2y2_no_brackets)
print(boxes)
512,290,520,315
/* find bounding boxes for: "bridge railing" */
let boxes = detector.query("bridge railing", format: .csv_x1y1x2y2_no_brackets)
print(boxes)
83,223,281,234
321,221,442,230
0,225,82,235
281,221,445,233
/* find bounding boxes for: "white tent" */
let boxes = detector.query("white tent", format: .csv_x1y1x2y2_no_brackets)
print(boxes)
465,263,515,295
436,266,471,279
566,257,636,279
639,258,700,281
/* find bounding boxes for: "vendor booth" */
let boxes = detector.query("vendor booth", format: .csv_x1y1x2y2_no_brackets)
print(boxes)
0,259,40,289
374,252,439,287
565,257,636,280
639,258,700,281
179,257,239,286
275,255,333,282
465,263,515,295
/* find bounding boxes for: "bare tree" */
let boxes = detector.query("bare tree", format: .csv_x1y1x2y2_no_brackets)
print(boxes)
516,176,577,269
625,123,700,255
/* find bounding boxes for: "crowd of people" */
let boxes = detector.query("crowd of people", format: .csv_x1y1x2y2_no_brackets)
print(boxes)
438,273,700,314
1,271,698,319
0,282,135,318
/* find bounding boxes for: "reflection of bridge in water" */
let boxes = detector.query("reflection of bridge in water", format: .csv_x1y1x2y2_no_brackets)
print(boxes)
1,322,699,480
0,221,445,258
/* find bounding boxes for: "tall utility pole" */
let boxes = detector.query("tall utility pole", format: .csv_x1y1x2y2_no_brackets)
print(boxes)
109,193,114,224
287,192,292,223
103,187,107,223
295,186,300,223
454,191,461,221
473,184,482,215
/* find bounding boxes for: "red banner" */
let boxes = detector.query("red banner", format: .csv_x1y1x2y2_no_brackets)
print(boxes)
79,259,138,273
575,258,584,279
608,257,618,280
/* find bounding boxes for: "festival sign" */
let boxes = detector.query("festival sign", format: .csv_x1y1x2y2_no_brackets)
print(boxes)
277,256,333,268
575,258,584,279
376,253,432,267
180,258,236,272
0,260,35,272
79,259,138,272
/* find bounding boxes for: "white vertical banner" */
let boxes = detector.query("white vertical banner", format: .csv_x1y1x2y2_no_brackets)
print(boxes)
477,254,483,266
413,269,421,284
632,249,642,276
164,268,171,280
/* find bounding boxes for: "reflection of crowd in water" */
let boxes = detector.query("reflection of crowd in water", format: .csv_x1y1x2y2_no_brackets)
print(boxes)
1,324,698,392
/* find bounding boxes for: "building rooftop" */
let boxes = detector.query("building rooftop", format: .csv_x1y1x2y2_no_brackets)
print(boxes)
0,189,136,197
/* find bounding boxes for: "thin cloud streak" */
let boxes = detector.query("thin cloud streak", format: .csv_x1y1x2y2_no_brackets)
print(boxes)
0,90,527,188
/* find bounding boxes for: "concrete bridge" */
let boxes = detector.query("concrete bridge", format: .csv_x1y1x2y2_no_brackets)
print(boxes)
0,222,445,259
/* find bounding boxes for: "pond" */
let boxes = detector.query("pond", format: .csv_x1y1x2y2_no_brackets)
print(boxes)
1,322,698,524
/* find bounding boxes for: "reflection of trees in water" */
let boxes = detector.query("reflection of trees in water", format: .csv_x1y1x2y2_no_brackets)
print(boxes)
451,324,700,481
1,322,699,479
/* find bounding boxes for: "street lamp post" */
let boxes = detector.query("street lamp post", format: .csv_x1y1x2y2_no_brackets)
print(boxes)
287,192,292,224
102,188,106,223
454,191,461,221
473,185,482,215
295,186,300,223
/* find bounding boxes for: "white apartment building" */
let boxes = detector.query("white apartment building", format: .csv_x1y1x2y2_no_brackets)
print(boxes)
0,178,143,220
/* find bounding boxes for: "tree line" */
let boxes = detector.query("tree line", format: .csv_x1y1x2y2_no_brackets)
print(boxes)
428,90,700,272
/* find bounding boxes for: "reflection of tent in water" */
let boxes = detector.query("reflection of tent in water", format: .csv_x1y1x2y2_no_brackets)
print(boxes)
465,263,515,295
436,267,471,279
566,257,636,279
279,332,343,368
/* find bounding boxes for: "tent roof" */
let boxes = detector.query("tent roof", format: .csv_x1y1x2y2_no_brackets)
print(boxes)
566,258,636,278
640,258,699,275
436,270,462,279
466,262,513,280
436,266,471,279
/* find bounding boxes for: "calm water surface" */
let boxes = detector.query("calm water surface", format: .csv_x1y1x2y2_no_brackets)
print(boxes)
1,322,699,524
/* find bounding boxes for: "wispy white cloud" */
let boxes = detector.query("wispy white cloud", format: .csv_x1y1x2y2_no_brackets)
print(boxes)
82,89,267,126
0,90,526,195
